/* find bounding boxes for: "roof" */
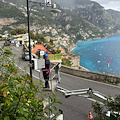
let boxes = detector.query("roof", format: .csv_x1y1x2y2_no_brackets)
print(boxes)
59,48,66,54
32,44,48,53
53,47,57,50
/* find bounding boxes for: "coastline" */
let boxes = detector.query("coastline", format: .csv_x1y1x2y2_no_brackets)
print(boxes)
69,33,120,72
76,32,120,43
72,34,120,76
70,45,77,51
69,37,104,71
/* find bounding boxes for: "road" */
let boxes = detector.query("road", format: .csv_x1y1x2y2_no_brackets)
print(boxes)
2,43,120,120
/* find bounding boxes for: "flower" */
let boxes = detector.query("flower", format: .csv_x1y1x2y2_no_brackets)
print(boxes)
38,97,40,100
11,72,15,75
6,64,9,67
24,96,27,99
2,91,7,97
20,80,25,85
27,101,31,103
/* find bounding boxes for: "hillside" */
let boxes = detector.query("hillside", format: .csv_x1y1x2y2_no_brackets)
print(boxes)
2,0,25,7
55,0,120,34
1,0,120,35
72,0,120,33
0,0,106,43
55,9,105,42
0,1,27,33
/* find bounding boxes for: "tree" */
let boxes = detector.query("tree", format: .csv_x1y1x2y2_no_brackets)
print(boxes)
11,30,17,35
30,31,35,40
15,28,26,34
0,46,62,120
49,39,54,45
35,33,47,43
51,49,56,54
56,50,61,54
61,57,72,67
10,28,27,35
92,95,120,120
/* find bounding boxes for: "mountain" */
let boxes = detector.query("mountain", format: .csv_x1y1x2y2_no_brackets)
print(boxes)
1,0,120,35
0,1,27,33
55,9,105,41
0,1,58,33
107,9,120,21
55,0,120,34
0,0,106,44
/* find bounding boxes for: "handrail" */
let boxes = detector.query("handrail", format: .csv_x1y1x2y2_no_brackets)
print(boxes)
50,63,60,71
49,62,61,92
35,62,61,92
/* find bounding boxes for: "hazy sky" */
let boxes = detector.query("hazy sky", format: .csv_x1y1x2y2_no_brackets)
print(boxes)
91,0,120,11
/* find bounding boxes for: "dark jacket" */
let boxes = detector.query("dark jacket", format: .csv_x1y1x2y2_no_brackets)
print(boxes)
42,59,50,80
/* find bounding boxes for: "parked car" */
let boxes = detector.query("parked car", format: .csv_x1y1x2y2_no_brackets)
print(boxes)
36,49,41,58
4,41,10,46
7,38,13,43
46,51,52,55
22,52,29,61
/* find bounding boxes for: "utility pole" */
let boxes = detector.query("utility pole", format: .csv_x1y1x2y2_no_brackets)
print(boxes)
26,0,32,82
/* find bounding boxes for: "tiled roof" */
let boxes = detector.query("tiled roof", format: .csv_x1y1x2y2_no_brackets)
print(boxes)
53,47,57,50
59,48,66,54
32,44,48,53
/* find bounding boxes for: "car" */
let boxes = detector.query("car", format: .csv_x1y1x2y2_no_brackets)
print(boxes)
36,49,41,58
46,51,52,55
22,52,29,61
4,41,10,46
7,38,13,43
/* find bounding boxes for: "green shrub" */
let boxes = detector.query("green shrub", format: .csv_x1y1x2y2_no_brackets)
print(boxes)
11,28,27,35
0,46,61,120
92,95,120,120
48,54,62,60
61,57,72,67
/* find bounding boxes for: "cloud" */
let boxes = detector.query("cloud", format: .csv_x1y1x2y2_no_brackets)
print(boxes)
103,1,120,11
91,0,120,11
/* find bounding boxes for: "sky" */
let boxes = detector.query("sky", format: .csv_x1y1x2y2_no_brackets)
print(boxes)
91,0,120,11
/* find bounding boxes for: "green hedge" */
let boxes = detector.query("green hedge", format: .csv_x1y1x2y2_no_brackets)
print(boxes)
61,58,72,67
48,54,62,60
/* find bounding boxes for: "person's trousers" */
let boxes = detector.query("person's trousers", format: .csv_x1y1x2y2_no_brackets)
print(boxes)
45,79,49,88
43,72,49,88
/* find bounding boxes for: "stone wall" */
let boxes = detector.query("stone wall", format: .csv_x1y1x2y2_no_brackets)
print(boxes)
51,63,120,84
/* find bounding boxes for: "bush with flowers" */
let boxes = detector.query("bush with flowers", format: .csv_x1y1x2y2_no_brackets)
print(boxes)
0,46,61,120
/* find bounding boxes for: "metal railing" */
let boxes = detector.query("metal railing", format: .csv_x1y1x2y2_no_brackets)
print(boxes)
35,62,61,92
49,63,61,92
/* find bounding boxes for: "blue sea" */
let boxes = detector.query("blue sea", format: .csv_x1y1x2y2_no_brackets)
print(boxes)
73,34,120,76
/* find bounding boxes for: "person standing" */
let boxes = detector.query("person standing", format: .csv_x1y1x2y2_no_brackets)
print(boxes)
42,53,50,88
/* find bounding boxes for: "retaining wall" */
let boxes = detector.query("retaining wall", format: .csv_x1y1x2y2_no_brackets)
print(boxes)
51,63,120,84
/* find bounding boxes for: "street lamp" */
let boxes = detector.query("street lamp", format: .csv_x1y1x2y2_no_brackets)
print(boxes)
26,0,32,82
26,0,61,82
